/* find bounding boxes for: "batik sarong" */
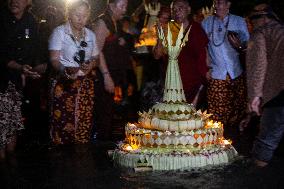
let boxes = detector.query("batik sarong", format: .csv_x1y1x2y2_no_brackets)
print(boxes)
50,76,95,144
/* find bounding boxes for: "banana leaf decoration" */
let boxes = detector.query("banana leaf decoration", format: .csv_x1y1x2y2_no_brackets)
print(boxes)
157,23,191,103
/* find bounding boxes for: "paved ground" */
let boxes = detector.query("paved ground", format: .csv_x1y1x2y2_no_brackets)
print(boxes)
1,105,284,189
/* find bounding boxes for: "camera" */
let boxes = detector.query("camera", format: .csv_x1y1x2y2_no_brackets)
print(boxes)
227,30,239,37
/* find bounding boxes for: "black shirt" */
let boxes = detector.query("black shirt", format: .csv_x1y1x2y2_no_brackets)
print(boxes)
0,8,40,92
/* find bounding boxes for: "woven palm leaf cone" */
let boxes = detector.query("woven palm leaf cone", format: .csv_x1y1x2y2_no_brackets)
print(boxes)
158,24,190,103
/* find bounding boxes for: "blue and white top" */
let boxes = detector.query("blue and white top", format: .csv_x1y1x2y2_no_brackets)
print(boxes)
48,22,99,67
202,14,249,80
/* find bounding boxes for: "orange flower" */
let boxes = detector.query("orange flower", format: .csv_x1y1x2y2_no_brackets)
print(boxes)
54,85,63,98
54,110,61,120
64,123,75,132
66,98,74,112
72,80,81,88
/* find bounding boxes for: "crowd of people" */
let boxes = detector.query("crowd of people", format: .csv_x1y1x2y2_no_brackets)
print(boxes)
0,0,283,169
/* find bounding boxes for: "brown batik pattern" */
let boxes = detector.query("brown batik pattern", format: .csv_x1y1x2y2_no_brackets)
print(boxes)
207,74,247,127
50,77,95,144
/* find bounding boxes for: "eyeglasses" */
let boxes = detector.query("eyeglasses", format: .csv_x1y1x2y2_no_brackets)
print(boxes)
73,41,87,64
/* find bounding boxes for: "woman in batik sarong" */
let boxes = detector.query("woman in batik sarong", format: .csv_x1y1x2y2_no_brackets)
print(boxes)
48,0,99,144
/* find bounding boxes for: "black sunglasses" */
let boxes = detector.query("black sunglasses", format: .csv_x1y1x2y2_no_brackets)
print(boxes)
73,41,88,64
80,41,88,48
74,49,85,64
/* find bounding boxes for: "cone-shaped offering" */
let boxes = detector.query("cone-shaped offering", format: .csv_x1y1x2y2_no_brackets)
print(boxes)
160,24,188,103
111,23,237,171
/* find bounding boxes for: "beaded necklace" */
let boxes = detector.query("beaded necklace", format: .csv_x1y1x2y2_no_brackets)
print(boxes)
211,14,230,47
69,27,87,47
69,29,87,64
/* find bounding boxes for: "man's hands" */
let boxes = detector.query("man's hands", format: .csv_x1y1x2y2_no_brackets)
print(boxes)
227,32,243,51
22,64,41,79
19,64,42,87
249,96,262,116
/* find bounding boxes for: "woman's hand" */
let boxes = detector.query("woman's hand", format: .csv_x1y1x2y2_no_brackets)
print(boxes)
64,67,80,80
103,74,115,93
80,58,99,76
80,62,93,75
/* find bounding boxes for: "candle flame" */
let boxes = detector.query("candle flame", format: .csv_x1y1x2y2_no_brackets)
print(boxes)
220,138,232,147
125,145,133,151
206,120,223,129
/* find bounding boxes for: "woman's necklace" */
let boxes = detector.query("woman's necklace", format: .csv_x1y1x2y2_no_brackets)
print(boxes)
73,30,84,42
69,29,87,53
211,14,230,47
70,27,86,45
74,35,81,41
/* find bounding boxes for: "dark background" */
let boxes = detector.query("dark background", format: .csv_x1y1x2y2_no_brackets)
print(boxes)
1,0,283,21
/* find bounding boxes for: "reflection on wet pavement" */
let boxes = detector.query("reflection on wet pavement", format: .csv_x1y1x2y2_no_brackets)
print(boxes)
1,107,284,189
1,138,284,189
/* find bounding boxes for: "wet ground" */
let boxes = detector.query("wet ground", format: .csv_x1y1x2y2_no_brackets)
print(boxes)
1,106,284,189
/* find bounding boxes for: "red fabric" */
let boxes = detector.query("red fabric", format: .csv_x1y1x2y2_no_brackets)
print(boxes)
177,21,209,102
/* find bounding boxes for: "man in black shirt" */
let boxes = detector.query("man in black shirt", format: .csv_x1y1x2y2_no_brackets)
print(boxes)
0,0,45,159
0,0,44,90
